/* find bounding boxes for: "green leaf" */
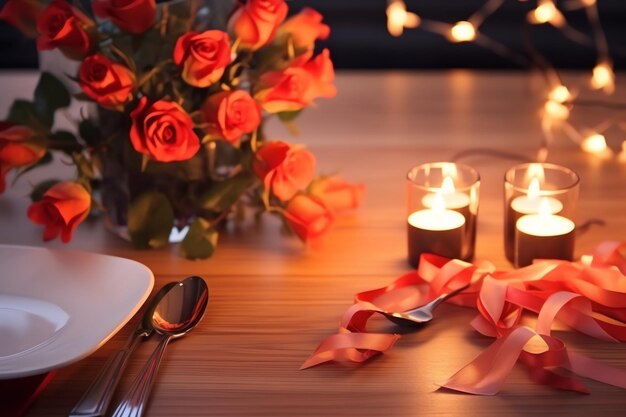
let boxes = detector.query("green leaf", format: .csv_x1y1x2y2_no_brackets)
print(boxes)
201,174,253,213
277,110,302,123
179,218,218,260
49,130,82,154
78,119,102,147
8,100,51,129
127,191,174,249
29,179,60,202
34,72,71,116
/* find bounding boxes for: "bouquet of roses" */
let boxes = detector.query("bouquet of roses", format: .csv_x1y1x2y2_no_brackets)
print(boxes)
0,0,363,259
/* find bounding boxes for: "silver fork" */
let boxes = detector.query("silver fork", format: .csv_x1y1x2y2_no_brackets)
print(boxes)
379,283,470,325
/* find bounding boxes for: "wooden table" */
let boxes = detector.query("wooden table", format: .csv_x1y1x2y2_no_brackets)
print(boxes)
1,71,626,416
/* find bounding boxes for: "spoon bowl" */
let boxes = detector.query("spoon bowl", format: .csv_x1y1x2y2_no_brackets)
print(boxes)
112,276,209,417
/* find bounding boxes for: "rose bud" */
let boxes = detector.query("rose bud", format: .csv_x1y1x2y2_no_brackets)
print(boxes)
277,8,329,51
283,194,334,242
309,176,365,214
255,49,336,113
0,0,44,38
92,0,156,34
201,90,262,145
173,30,231,88
253,140,315,202
228,0,288,51
78,54,135,110
36,0,93,59
0,122,44,193
129,97,200,162
27,181,91,243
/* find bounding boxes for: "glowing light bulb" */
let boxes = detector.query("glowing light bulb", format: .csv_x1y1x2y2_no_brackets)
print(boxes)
544,100,569,121
528,1,564,27
581,133,613,159
449,21,476,42
548,85,571,103
386,0,420,37
591,61,615,94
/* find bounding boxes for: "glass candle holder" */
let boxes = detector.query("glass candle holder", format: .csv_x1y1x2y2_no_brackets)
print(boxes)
406,162,480,267
504,163,579,268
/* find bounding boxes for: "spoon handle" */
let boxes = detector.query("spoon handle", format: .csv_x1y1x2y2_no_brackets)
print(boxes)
69,331,145,417
112,335,172,417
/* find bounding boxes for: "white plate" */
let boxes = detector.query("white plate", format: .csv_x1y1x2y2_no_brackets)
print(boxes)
0,244,154,379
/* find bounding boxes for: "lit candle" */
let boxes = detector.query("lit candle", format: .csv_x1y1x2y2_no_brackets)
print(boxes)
515,198,575,267
505,176,563,262
407,193,466,267
422,175,476,260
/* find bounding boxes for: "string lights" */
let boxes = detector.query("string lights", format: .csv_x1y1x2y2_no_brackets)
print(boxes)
385,0,624,162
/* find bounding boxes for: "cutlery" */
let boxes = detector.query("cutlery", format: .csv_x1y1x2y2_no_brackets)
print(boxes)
379,283,470,326
69,282,179,417
112,276,209,417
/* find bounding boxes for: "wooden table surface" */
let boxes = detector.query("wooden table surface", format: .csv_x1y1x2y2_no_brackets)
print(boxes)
1,70,626,416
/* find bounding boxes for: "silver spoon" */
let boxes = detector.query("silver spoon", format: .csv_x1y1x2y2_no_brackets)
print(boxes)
111,276,209,417
379,283,470,326
69,281,179,417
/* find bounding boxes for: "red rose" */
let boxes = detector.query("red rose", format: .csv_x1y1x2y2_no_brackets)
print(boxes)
78,54,135,110
228,0,288,51
201,90,262,145
0,122,44,193
253,140,315,201
0,0,44,38
310,176,365,214
27,181,91,243
277,8,329,51
283,194,334,242
129,97,200,162
255,49,336,113
173,30,231,88
92,0,156,34
36,0,93,59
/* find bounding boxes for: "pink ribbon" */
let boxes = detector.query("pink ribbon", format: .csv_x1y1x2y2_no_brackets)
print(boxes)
301,242,626,395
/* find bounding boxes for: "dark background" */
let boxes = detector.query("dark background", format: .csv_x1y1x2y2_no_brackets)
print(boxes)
1,0,625,69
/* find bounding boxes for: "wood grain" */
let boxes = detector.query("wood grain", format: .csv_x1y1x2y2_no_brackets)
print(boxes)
1,71,626,416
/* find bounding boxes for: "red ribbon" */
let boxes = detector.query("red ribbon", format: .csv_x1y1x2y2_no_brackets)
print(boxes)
301,242,626,395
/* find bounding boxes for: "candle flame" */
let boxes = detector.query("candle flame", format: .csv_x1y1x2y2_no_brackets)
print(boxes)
528,177,541,200
432,192,446,213
442,162,458,179
441,176,456,194
386,0,420,37
538,197,552,218
449,21,476,43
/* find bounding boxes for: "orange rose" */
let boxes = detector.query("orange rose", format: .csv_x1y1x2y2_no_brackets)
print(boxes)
277,8,329,51
253,140,315,201
78,54,135,110
173,30,231,88
0,0,44,37
255,49,336,113
310,176,365,214
201,90,262,145
228,0,288,51
27,181,91,243
283,194,334,242
36,0,93,59
129,97,200,162
0,122,44,193
92,0,156,34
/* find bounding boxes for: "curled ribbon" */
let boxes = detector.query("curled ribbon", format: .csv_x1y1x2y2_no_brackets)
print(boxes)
301,242,626,395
